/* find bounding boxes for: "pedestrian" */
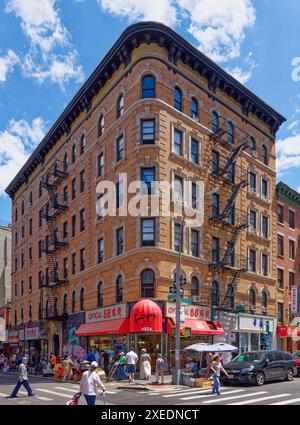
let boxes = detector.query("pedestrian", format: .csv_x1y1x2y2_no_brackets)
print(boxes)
63,355,74,382
93,348,100,364
139,349,151,380
50,352,56,369
7,356,35,398
79,361,106,405
155,353,165,385
219,353,224,366
0,353,5,371
102,351,110,376
86,349,96,363
117,352,127,380
126,348,138,383
210,355,229,396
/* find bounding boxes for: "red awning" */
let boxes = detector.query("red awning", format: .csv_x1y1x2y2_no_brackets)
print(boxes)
75,318,130,337
167,318,225,336
277,325,300,337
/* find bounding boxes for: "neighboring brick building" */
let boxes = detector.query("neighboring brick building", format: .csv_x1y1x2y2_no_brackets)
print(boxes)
0,225,12,308
5,22,285,362
276,182,300,352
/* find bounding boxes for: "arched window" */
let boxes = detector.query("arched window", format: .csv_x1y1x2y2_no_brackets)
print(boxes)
262,144,268,165
98,115,104,137
212,111,219,133
72,291,76,313
174,87,182,111
63,152,68,172
142,75,155,98
80,134,85,155
262,291,268,308
80,288,85,311
249,289,256,307
46,300,49,318
141,269,155,298
227,284,235,309
98,282,104,307
20,307,24,323
28,305,32,322
63,294,68,314
72,143,76,163
15,208,18,222
211,281,219,306
191,276,199,298
39,181,42,197
21,200,24,215
54,297,59,316
14,310,17,325
117,95,124,118
116,275,123,303
227,121,234,145
191,97,199,120
29,191,33,207
249,137,256,153
38,303,42,320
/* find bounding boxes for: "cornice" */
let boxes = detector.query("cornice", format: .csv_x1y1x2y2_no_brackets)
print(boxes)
5,21,286,198
276,182,300,209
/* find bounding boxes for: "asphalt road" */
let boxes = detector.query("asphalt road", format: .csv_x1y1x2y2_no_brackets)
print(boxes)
0,373,300,406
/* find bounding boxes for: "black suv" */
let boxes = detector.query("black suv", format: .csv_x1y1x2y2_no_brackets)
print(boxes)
223,350,297,386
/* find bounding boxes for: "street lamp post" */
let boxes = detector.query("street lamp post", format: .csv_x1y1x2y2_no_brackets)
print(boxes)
174,261,181,386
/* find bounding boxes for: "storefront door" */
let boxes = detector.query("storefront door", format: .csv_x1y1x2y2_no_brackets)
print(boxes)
53,335,59,356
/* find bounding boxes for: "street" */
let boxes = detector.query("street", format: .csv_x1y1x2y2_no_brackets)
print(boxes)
0,373,300,406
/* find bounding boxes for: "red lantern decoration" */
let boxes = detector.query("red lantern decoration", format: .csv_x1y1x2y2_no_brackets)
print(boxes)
130,300,162,333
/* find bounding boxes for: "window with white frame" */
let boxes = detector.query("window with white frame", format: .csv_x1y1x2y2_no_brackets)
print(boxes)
173,128,183,156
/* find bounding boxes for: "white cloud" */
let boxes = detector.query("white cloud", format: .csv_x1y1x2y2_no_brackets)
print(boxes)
226,66,252,85
5,0,84,88
0,117,47,196
0,49,19,83
276,134,300,174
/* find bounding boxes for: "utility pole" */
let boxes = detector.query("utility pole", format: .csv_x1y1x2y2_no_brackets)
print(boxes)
175,260,181,386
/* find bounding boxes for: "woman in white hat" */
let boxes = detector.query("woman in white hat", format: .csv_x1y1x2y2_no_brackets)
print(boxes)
139,348,151,380
80,361,106,405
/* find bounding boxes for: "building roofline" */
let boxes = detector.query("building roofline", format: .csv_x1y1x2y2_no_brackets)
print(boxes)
276,181,300,209
5,21,286,198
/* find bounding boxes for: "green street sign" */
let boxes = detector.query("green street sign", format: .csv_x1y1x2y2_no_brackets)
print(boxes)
167,295,192,304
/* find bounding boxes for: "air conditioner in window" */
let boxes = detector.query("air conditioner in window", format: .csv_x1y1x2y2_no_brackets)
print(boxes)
192,295,200,303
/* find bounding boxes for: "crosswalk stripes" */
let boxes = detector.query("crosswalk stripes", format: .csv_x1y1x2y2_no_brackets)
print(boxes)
228,393,291,405
0,392,8,397
35,388,76,398
180,389,245,401
35,397,52,402
158,387,233,398
270,398,300,405
54,386,117,395
202,391,267,404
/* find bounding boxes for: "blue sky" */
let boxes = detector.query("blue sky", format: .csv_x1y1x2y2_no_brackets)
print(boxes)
0,0,299,224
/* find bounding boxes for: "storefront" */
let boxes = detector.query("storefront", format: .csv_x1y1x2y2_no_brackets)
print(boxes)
63,312,87,362
18,325,48,362
277,325,300,353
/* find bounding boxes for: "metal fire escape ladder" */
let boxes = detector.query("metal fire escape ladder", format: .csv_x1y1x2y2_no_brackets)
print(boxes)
217,141,249,178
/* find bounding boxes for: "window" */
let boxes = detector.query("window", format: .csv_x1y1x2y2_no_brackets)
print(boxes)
117,94,124,118
141,269,155,298
249,137,256,153
289,239,295,260
80,209,85,232
174,223,183,252
278,268,284,289
38,271,43,288
141,167,155,195
141,119,155,144
289,271,295,289
116,227,124,255
211,281,219,306
14,284,17,297
212,237,220,263
28,305,32,322
72,143,76,163
289,210,295,229
80,134,85,155
63,153,68,172
29,191,33,207
15,231,18,247
21,200,24,215
211,194,219,218
97,238,104,263
262,144,268,165
98,282,104,307
191,276,199,297
191,97,198,120
97,152,104,177
14,310,17,325
63,221,68,241
278,235,284,256
249,249,256,272
63,257,68,279
174,87,182,111
21,253,24,270
80,288,85,311
116,181,124,209
191,229,200,257
249,210,257,232
72,291,76,313
39,209,42,227
212,112,219,133
63,185,68,203
14,257,18,272
142,75,155,98
29,218,32,236
38,303,42,320
38,240,42,258
20,307,24,323
174,176,183,203
20,281,24,296
72,253,76,275
249,289,256,307
29,276,32,293
72,215,76,238
262,291,268,309
21,225,25,240
249,172,257,192
262,216,269,238
116,275,123,302
80,170,85,193
262,254,268,276
15,208,18,222
173,129,183,156
98,115,104,137
63,294,68,314
278,205,284,223
71,178,76,199
29,247,32,262
227,163,235,184
227,122,234,144
191,138,199,164
261,179,269,199
80,248,85,271
116,135,125,161
278,302,284,323
192,183,198,209
45,301,49,318
141,218,155,246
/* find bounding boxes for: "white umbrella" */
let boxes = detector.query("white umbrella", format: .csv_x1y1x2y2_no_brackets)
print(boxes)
209,343,238,353
184,343,211,352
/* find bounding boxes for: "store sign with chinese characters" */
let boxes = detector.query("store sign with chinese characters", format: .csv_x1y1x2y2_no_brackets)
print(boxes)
291,286,299,314
165,303,211,321
86,304,127,323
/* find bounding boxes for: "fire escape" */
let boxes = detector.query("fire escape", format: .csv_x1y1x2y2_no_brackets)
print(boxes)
40,161,69,321
209,116,250,311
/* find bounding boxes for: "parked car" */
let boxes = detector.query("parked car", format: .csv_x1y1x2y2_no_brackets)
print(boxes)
292,352,300,375
223,350,297,386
